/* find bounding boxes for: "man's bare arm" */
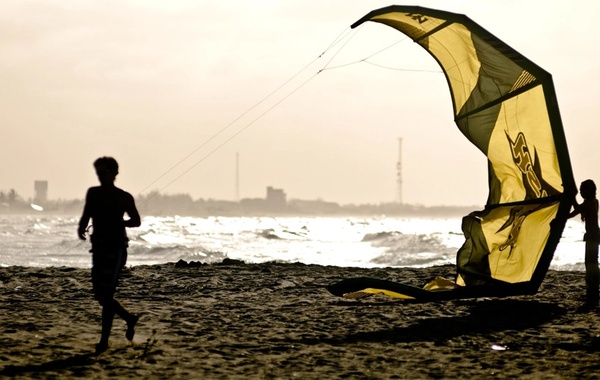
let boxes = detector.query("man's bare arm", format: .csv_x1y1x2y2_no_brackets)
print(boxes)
124,193,141,228
78,189,92,240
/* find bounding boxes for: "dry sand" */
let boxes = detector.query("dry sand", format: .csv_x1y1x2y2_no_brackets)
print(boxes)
1,261,599,379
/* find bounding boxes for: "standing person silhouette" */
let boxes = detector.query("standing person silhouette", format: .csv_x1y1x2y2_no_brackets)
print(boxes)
567,179,600,311
78,157,141,353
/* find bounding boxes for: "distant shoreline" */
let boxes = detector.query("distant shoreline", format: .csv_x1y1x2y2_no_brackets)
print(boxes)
1,197,479,218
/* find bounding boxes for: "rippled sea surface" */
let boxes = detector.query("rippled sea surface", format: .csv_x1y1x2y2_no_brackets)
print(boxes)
0,214,587,270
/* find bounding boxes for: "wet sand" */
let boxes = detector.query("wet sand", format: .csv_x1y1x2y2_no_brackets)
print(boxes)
1,261,599,379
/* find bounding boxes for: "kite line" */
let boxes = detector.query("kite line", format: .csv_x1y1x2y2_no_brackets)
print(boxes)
137,24,439,202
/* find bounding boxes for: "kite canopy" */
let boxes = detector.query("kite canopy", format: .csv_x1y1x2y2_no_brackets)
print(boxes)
328,6,576,300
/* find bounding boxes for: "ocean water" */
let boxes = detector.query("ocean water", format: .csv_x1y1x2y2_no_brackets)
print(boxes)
0,214,588,271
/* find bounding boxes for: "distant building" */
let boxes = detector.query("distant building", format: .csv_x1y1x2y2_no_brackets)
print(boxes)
34,180,48,204
266,186,286,211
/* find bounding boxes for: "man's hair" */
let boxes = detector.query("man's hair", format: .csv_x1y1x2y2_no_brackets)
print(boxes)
94,156,119,175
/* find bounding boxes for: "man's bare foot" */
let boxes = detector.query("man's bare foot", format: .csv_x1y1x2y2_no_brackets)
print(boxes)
95,340,109,354
126,315,139,341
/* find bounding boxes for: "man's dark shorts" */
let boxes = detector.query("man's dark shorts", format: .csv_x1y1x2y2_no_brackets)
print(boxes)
90,236,128,303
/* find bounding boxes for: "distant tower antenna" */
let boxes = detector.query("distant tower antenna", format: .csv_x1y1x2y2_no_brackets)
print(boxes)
396,138,403,204
235,152,240,202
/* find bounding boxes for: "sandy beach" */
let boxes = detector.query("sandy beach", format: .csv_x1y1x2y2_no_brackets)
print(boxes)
1,261,599,379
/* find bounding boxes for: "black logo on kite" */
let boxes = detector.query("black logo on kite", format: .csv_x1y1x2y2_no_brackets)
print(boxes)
496,132,559,254
407,13,428,24
507,132,559,200
497,204,545,254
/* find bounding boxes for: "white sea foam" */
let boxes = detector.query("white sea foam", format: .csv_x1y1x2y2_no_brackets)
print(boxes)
0,214,587,270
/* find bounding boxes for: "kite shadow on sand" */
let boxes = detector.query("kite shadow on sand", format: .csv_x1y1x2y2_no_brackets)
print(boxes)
297,299,565,346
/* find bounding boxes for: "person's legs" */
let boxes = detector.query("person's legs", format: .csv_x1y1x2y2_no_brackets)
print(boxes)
97,298,137,352
97,298,115,352
92,246,137,351
584,241,599,306
111,298,138,340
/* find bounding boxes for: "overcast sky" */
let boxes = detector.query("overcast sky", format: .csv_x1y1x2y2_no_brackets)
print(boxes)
2,0,599,206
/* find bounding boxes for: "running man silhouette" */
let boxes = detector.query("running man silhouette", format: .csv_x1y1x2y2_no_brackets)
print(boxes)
78,156,141,353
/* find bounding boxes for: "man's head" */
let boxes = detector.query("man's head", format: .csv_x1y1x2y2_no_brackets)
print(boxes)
94,157,119,185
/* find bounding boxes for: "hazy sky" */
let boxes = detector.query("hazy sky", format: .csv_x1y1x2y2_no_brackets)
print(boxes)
2,0,599,206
